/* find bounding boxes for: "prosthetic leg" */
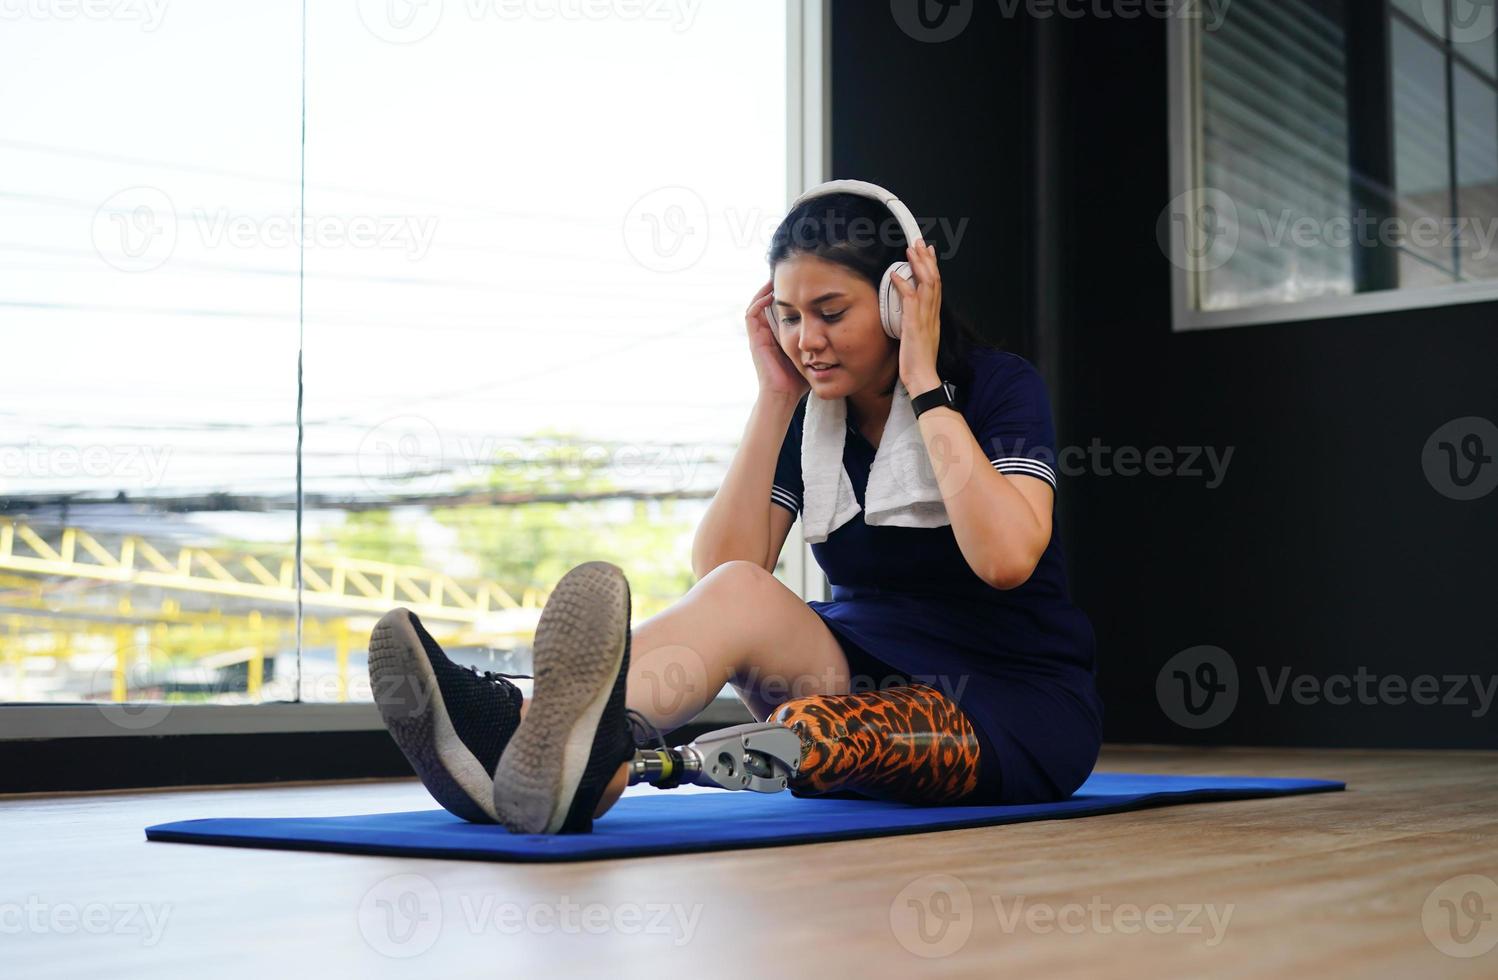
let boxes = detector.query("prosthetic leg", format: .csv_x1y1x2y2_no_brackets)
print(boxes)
627,684,984,804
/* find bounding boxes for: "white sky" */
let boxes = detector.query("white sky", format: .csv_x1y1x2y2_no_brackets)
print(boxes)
0,0,787,517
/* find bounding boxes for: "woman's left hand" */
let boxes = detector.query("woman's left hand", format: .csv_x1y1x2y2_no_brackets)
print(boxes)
892,240,942,393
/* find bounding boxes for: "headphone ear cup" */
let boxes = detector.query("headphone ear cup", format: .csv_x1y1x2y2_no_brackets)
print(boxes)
879,261,913,340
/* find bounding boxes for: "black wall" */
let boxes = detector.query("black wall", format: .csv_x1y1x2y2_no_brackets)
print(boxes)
827,2,1036,354
833,1,1498,748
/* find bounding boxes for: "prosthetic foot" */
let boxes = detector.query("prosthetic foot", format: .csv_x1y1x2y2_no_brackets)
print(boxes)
627,722,802,792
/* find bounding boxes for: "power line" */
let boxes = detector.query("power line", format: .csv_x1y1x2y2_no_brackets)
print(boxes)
0,242,750,296
0,137,624,230
0,486,718,514
0,297,745,338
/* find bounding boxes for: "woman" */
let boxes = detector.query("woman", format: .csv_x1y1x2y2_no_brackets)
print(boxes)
367,186,1103,835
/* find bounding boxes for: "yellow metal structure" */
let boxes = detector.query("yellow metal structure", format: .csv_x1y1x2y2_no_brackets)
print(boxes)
0,518,544,703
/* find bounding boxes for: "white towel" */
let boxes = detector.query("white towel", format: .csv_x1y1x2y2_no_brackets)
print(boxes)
799,378,951,544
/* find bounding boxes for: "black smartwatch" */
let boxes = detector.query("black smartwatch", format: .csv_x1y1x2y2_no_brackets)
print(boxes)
911,380,957,418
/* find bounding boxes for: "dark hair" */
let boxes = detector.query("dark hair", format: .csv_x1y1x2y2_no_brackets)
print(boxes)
766,190,998,395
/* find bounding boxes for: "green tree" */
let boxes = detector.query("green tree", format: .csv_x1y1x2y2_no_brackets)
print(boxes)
434,430,701,618
324,510,425,566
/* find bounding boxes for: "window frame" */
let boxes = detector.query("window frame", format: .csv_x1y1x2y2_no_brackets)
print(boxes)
1167,5,1498,332
0,0,830,747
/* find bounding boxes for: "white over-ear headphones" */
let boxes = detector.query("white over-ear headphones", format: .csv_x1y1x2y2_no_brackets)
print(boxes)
770,178,922,340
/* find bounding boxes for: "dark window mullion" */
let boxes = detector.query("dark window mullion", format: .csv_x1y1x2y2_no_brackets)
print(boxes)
1350,1,1399,292
1443,0,1463,278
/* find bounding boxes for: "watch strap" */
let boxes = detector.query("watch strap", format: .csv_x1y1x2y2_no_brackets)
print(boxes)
911,381,956,418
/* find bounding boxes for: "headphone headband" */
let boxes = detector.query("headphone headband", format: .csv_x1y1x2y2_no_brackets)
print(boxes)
787,179,923,251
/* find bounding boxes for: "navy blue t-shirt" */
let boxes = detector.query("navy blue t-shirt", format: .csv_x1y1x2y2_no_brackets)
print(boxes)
768,348,1102,803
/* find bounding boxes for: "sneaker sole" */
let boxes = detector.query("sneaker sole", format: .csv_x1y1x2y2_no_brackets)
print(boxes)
493,561,629,834
368,608,498,823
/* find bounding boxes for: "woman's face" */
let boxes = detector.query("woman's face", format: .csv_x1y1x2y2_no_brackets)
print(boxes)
771,254,896,399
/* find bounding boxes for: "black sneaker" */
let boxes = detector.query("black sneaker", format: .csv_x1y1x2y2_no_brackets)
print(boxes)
493,560,639,834
368,608,527,824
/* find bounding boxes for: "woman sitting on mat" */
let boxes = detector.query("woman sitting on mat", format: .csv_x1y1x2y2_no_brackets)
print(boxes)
368,181,1103,834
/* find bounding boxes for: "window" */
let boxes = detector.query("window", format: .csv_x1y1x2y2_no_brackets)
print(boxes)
1,1,822,737
1167,0,1498,328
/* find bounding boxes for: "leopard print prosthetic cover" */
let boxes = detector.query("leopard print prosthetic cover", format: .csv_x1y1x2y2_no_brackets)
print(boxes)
767,683,981,803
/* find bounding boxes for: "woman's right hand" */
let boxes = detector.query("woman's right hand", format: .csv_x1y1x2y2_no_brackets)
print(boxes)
745,277,810,400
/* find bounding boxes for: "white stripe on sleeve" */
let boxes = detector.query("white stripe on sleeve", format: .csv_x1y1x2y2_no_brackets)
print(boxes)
990,456,1057,488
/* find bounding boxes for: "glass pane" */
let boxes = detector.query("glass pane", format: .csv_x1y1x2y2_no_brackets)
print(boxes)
1391,0,1446,40
299,5,787,702
1454,65,1498,279
1451,1,1498,78
1391,18,1457,285
1198,0,1353,310
0,9,303,713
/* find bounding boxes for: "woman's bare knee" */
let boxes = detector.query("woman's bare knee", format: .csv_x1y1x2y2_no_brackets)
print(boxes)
627,560,819,729
696,560,852,715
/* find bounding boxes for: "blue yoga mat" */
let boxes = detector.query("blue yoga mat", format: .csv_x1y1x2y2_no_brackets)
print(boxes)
144,772,1343,863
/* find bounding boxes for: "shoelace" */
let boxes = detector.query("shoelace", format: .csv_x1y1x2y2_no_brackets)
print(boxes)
463,665,532,684
625,707,669,752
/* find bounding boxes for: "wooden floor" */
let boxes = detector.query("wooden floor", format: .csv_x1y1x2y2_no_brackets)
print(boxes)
3,745,1496,978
